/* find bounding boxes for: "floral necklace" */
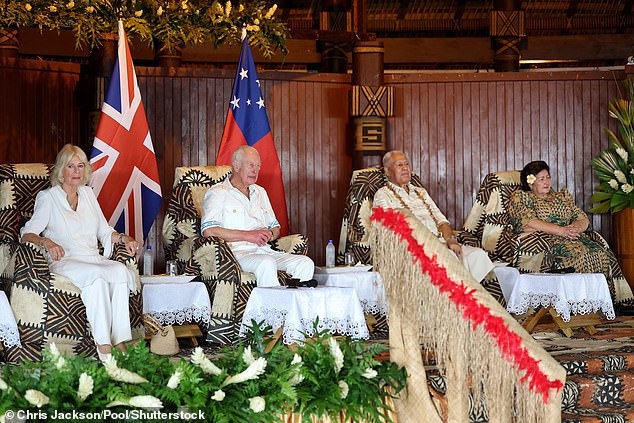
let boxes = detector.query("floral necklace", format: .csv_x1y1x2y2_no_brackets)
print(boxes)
385,183,443,236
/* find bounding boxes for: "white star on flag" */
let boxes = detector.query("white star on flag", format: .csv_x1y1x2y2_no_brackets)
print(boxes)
230,96,240,109
240,68,248,79
256,97,265,109
247,99,251,106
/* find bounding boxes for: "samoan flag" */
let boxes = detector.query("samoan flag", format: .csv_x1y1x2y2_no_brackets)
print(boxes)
89,21,162,244
216,38,289,236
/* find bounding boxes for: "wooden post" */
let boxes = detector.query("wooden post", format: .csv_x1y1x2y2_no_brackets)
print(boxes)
490,0,524,72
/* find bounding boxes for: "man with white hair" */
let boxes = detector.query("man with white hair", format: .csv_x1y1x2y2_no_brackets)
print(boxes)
373,150,494,282
201,145,314,287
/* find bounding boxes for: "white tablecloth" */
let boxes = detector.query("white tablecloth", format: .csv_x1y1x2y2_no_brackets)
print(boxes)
313,270,387,316
142,282,211,327
494,267,615,322
239,286,370,344
0,291,20,348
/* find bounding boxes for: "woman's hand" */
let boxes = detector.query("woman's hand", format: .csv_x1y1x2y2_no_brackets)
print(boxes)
120,235,140,256
558,225,580,240
447,239,462,257
42,238,65,261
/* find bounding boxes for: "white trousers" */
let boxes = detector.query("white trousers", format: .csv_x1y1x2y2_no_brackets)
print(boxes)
235,248,315,287
454,244,495,283
80,278,131,346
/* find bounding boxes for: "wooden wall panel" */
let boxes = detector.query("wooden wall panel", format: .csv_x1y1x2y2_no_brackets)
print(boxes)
0,59,625,269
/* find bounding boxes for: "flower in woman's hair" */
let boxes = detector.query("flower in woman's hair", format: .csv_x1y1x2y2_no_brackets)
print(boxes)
0,377,8,391
362,368,378,379
222,357,267,386
77,373,93,401
609,179,619,189
338,380,349,399
615,169,627,183
103,356,148,384
526,174,537,185
242,346,255,365
167,370,182,389
191,347,222,375
265,4,278,19
211,389,225,401
24,3,32,11
156,6,163,16
622,183,633,194
86,5,94,13
249,396,265,413
329,338,344,374
25,389,49,408
129,395,163,409
617,147,629,161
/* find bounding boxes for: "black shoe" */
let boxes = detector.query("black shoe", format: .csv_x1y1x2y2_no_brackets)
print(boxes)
298,279,318,288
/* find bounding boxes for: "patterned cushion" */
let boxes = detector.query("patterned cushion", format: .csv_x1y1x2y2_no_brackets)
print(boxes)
162,165,310,344
0,163,143,362
338,167,423,265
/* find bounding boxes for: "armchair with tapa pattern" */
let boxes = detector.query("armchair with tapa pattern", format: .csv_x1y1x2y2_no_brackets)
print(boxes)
0,164,144,362
161,166,309,345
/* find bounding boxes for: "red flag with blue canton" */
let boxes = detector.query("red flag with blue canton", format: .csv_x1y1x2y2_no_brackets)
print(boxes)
216,38,289,236
89,21,162,244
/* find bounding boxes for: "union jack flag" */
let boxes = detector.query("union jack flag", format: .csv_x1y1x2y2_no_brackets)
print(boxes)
89,21,161,244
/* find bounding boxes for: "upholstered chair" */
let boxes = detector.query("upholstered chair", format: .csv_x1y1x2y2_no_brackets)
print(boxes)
338,167,505,306
0,164,144,362
162,165,309,345
460,170,628,304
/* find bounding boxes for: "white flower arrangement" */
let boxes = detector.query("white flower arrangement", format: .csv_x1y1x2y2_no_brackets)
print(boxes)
338,380,349,399
191,347,222,375
77,372,93,401
526,174,537,185
167,369,182,389
249,396,266,413
211,389,226,401
329,337,344,374
222,357,267,386
362,368,378,379
103,356,148,384
24,389,49,408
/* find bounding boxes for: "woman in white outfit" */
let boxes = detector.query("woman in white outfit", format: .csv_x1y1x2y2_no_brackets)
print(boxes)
20,144,140,360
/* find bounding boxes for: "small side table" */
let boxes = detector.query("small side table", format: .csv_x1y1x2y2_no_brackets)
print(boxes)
313,267,387,316
494,267,614,337
0,291,20,349
142,278,211,346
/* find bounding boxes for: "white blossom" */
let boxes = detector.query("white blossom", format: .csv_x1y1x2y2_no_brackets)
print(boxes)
615,169,627,183
222,357,267,386
622,183,633,194
167,370,182,389
55,356,66,370
609,179,619,189
49,342,60,358
362,368,378,379
191,347,222,375
328,338,344,374
129,395,163,409
338,380,349,399
617,147,629,161
526,174,536,185
291,353,302,365
25,389,49,408
289,353,304,385
265,4,277,19
77,373,93,401
0,378,8,391
211,389,225,401
249,396,265,413
156,6,163,16
242,346,256,365
103,356,148,384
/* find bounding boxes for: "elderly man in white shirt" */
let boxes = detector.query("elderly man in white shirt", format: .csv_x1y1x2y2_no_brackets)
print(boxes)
373,150,494,282
201,145,314,287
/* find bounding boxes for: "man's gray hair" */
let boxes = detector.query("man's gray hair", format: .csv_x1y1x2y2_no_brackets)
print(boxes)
382,150,405,167
231,145,259,167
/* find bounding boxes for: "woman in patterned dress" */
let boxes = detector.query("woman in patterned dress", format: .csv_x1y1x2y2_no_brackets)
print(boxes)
507,160,631,305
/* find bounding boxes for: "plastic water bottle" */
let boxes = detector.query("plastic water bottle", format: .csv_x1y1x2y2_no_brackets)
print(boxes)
326,240,336,268
143,245,154,276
